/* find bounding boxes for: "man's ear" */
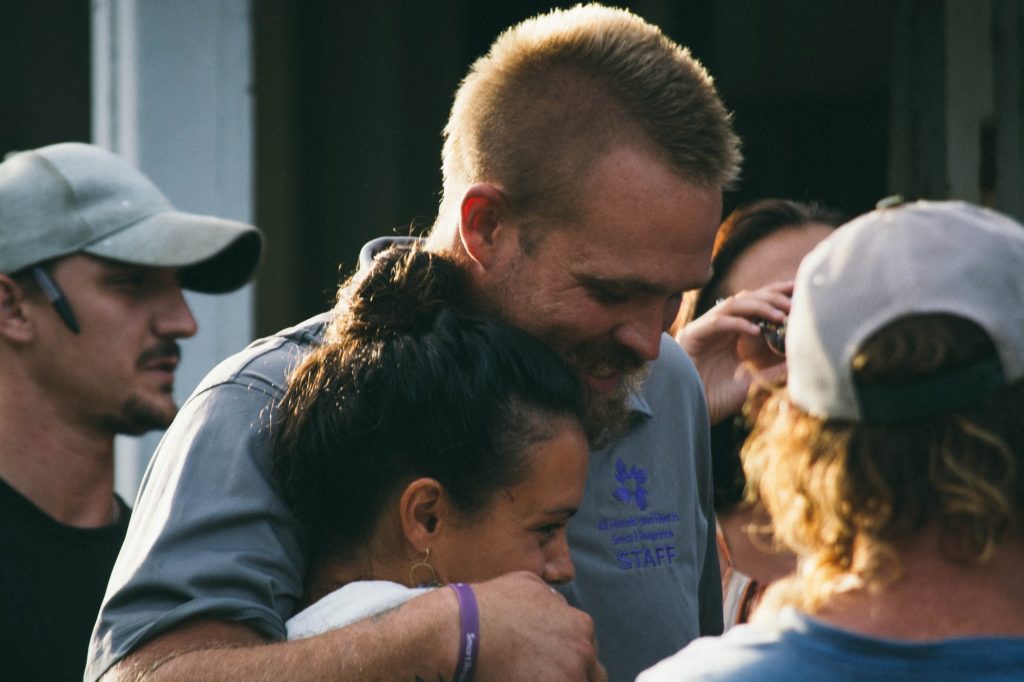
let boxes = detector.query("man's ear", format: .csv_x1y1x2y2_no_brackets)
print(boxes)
0,274,35,344
399,477,448,551
458,182,512,270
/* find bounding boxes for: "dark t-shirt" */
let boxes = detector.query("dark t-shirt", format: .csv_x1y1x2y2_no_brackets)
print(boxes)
0,475,130,681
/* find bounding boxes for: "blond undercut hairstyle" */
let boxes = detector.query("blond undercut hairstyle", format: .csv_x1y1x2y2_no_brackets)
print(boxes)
742,315,1024,615
430,3,742,247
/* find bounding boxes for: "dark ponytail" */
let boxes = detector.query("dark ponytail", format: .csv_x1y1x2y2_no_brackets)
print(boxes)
327,245,469,342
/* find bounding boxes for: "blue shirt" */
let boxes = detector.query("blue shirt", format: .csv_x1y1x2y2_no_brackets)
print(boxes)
637,607,1024,681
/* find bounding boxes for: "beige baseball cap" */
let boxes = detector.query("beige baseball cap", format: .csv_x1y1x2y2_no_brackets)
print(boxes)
787,200,1024,423
0,142,261,293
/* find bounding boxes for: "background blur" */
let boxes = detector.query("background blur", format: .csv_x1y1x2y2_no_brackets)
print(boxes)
2,0,1021,496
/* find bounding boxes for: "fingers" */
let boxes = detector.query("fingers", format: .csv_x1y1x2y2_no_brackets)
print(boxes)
473,571,602,681
587,657,609,682
676,314,756,354
714,286,791,325
678,300,778,354
542,583,603,682
571,608,604,682
762,279,795,295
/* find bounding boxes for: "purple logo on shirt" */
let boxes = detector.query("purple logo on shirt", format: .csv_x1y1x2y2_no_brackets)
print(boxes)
612,457,649,510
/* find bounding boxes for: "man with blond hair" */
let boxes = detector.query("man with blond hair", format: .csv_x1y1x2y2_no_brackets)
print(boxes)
90,6,742,681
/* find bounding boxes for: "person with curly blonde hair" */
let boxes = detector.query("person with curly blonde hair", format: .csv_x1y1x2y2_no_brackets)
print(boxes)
640,200,1024,681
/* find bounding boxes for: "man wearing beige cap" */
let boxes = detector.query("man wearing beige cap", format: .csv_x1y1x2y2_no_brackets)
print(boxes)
0,142,261,680
639,200,1024,681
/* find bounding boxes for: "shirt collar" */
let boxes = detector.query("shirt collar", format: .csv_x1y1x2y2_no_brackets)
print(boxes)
627,385,653,419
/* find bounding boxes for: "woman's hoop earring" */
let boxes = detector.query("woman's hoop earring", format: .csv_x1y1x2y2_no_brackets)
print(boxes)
410,548,441,587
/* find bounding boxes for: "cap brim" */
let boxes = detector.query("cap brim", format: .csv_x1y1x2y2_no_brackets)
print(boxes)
82,210,262,293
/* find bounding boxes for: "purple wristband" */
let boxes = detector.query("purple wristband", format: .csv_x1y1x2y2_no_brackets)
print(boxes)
449,583,479,682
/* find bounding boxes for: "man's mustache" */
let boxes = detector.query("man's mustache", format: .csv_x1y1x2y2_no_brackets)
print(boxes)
136,340,182,367
569,343,645,375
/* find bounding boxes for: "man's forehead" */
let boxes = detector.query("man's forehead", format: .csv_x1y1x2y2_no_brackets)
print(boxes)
574,268,711,295
552,225,716,293
55,252,169,275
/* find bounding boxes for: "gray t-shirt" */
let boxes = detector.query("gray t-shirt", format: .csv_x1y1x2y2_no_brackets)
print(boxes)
87,242,721,681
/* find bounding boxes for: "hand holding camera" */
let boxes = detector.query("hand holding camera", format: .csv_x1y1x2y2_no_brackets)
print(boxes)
675,281,792,424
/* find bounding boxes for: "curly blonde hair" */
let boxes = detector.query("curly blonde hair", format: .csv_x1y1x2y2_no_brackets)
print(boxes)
742,315,1024,613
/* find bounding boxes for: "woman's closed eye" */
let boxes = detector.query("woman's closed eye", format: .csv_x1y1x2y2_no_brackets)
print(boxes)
534,522,568,543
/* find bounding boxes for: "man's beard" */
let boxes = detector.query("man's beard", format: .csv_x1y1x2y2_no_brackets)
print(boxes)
101,340,182,435
101,393,178,435
566,342,650,449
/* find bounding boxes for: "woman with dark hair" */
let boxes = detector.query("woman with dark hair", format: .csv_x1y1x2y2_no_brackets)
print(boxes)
672,198,846,627
272,245,589,647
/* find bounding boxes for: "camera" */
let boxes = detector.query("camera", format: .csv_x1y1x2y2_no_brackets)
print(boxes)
758,319,786,356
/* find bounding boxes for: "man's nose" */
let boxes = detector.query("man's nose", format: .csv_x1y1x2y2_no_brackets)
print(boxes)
611,313,663,362
153,287,198,339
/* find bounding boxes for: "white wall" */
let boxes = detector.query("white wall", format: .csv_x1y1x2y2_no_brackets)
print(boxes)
91,0,256,502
